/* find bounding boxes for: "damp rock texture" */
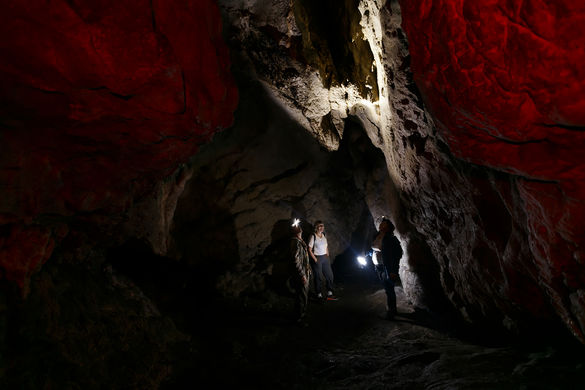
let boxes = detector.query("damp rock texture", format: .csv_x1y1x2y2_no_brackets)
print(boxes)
0,0,238,293
2,0,585,386
399,0,585,342
216,0,585,345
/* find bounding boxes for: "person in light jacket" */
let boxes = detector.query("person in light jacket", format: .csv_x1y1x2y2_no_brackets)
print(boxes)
291,219,311,323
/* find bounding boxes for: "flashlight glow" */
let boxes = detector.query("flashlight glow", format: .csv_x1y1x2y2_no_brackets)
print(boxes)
372,251,379,265
357,256,367,266
292,218,300,228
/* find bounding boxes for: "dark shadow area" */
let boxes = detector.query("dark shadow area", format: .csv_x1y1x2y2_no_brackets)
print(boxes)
321,118,384,286
263,219,297,298
167,272,585,389
171,169,241,273
1,256,193,389
106,238,225,331
332,205,377,287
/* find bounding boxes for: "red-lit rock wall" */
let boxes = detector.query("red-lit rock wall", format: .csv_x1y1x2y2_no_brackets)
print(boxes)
399,0,585,341
0,0,238,293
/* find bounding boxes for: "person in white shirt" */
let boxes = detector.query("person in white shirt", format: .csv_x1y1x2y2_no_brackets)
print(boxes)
308,220,335,299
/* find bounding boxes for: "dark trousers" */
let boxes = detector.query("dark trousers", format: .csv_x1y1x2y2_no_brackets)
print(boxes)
311,254,334,294
376,265,396,314
293,279,309,320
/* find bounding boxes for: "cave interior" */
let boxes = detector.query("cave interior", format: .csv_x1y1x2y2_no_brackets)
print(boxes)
1,0,585,388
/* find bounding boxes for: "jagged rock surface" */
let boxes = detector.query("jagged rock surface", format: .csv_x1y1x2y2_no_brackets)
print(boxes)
0,0,238,293
399,0,585,342
2,0,585,387
217,0,585,343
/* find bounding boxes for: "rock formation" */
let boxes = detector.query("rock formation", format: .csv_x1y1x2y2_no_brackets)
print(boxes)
1,0,585,387
0,0,238,294
399,0,585,342
212,0,585,344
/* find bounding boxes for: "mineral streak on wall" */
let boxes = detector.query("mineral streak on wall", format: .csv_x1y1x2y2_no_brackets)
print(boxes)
399,0,585,341
0,0,238,293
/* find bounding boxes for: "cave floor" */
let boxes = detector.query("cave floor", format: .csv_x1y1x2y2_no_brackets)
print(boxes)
167,278,585,389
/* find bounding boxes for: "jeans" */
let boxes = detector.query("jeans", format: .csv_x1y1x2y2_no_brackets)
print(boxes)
293,278,309,320
311,254,334,294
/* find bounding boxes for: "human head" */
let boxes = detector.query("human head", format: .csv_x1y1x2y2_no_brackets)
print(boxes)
291,225,302,235
291,218,302,236
314,220,324,233
379,218,395,232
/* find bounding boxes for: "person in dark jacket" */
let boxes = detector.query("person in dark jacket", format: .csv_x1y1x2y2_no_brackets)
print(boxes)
371,218,403,319
290,219,311,324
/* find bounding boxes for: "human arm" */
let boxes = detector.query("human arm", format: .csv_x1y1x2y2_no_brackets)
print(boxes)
308,235,318,263
372,231,384,252
293,240,310,283
308,247,318,263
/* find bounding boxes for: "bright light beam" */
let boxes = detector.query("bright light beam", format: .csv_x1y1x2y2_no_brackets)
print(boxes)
372,250,380,265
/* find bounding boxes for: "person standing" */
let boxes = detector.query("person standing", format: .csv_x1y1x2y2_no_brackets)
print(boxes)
372,218,403,319
308,220,335,300
290,219,311,324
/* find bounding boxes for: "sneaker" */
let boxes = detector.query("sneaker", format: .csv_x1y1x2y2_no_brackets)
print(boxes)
317,293,323,299
327,291,333,297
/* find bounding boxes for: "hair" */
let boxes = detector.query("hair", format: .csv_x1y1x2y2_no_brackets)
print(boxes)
291,225,302,235
313,220,324,233
380,218,395,232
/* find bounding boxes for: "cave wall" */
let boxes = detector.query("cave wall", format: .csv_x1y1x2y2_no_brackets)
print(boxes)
1,5,585,386
399,0,585,342
0,1,239,387
0,0,238,294
215,0,585,343
216,0,455,314
170,73,376,298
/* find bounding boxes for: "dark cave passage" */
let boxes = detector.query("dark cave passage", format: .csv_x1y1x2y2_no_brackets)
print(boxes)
144,268,585,390
86,238,584,389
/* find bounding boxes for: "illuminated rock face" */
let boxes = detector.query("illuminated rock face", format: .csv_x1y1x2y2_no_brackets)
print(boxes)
399,0,585,342
216,0,471,321
0,0,238,293
215,0,585,343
